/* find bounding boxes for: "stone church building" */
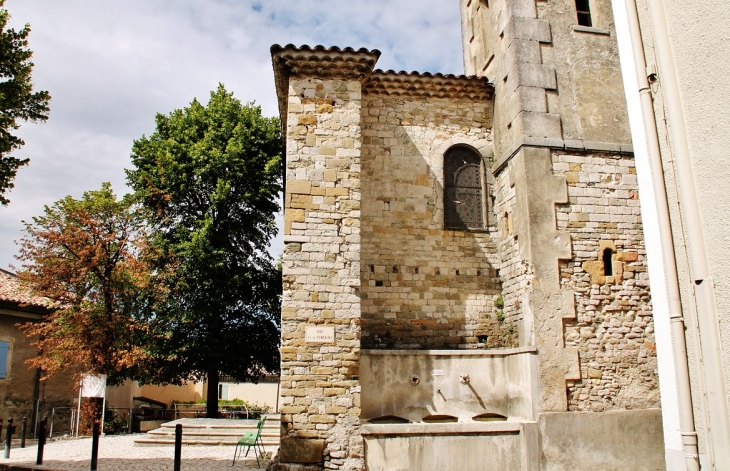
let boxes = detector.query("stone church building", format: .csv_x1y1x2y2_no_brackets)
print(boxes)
272,0,666,469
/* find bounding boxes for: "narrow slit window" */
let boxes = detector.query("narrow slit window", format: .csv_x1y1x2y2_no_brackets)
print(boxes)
575,0,592,27
602,248,613,276
444,146,486,230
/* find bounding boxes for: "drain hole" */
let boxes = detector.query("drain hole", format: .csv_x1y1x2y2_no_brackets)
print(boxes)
422,414,458,423
472,413,507,422
368,415,410,424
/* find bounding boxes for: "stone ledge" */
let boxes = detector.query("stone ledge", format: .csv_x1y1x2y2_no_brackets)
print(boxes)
362,420,525,436
572,25,611,36
493,137,634,174
361,346,537,357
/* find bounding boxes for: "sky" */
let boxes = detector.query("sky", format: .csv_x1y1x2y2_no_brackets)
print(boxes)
0,0,464,271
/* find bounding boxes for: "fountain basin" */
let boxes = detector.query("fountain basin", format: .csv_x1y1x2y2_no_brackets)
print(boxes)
362,419,529,471
360,347,538,423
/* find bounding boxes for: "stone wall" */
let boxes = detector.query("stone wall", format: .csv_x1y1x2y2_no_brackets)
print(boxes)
460,0,632,160
359,92,506,350
273,46,500,469
460,0,561,160
0,315,76,423
536,0,632,145
272,32,661,466
280,74,365,470
492,159,530,346
551,151,659,411
538,409,666,470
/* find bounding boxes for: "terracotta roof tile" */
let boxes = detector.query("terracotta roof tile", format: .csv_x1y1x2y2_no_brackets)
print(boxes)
0,268,53,310
270,44,381,56
270,44,382,163
363,70,493,99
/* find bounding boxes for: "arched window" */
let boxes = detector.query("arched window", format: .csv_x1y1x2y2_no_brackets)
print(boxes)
444,146,486,230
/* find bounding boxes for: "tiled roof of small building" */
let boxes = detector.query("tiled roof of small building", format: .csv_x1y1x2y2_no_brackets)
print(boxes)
270,44,494,152
0,268,52,310
270,44,382,138
364,69,493,99
270,44,380,57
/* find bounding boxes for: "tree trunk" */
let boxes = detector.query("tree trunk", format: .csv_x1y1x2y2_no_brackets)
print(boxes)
206,368,219,418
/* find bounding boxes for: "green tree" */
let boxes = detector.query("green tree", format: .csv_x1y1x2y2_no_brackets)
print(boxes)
127,85,282,418
0,0,51,205
16,183,152,384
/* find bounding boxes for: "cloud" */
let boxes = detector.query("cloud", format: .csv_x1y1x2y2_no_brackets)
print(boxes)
0,0,463,269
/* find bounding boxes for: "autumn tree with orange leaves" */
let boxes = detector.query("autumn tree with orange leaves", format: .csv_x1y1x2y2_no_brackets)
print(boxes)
16,183,154,384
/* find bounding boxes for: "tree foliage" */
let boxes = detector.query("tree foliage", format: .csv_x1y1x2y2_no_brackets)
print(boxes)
0,0,51,205
127,85,282,417
16,183,152,384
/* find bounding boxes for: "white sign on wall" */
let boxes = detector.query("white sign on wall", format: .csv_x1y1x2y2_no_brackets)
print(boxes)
305,326,335,344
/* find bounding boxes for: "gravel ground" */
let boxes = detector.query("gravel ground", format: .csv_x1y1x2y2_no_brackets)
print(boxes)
1,434,275,470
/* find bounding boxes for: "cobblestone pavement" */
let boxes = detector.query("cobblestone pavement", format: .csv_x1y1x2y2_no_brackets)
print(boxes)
2,434,275,470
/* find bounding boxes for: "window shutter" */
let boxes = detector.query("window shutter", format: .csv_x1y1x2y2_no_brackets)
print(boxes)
0,341,9,379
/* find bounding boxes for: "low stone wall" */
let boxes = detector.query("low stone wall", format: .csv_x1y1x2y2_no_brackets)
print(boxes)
538,409,665,470
139,419,167,432
364,431,522,471
362,422,529,471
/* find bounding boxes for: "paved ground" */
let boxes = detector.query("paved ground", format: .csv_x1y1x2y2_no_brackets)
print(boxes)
1,434,276,470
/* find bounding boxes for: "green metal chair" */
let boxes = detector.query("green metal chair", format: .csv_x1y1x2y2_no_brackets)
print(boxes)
232,415,267,467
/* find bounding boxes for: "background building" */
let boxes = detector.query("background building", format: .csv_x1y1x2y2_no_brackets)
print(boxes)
0,268,76,437
611,0,730,469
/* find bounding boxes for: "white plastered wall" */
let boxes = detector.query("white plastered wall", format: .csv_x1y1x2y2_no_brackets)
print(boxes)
610,1,684,469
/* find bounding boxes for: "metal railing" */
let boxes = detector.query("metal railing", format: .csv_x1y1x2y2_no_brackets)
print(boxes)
172,403,266,420
49,407,74,438
172,403,206,420
52,407,181,436
49,404,270,436
219,404,251,419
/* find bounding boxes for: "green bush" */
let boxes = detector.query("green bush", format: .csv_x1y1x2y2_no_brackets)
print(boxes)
494,295,505,310
103,410,129,435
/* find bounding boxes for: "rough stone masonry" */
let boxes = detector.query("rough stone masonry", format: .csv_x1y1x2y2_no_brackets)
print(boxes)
270,0,663,463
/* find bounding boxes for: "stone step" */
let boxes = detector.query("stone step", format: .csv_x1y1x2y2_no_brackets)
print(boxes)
145,430,279,440
134,417,281,447
157,424,279,431
159,415,279,428
152,423,279,431
134,438,281,447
